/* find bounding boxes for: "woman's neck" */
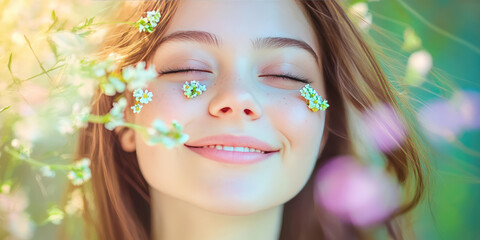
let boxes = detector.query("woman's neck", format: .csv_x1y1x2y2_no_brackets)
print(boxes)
150,189,284,240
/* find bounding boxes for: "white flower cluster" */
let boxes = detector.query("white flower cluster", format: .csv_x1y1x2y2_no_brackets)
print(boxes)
183,80,207,99
146,120,189,148
131,88,153,114
46,206,64,225
67,158,92,186
136,10,161,33
122,61,158,91
40,166,55,178
300,84,329,112
105,97,127,130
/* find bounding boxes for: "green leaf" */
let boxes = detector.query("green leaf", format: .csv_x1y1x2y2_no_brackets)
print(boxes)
51,10,57,21
402,27,423,52
350,0,368,5
87,17,95,26
47,38,59,59
7,53,12,72
0,106,10,113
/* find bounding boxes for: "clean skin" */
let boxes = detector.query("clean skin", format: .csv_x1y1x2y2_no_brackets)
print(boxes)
119,0,328,239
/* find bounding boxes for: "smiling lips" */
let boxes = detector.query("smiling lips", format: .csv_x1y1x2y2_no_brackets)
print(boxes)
184,134,280,164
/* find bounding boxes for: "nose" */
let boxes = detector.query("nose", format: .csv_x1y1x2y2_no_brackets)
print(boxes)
208,78,262,121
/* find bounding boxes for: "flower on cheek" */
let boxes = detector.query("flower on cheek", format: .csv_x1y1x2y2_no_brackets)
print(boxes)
138,89,153,104
300,84,329,112
131,88,153,114
131,103,143,114
183,80,207,99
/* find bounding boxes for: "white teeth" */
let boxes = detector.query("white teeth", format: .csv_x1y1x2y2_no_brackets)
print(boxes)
201,145,265,153
223,146,234,151
233,147,243,152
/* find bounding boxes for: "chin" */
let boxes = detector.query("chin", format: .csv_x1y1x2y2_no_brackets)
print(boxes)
191,192,276,216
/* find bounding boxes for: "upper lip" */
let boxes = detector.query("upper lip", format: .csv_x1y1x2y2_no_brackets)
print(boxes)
184,134,280,153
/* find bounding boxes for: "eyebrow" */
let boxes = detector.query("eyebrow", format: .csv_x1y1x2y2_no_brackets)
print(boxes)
159,30,319,63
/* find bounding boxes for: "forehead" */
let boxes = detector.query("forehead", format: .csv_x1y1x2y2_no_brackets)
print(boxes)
163,0,320,57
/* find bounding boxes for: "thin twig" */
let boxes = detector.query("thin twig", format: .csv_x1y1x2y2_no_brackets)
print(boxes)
24,34,55,82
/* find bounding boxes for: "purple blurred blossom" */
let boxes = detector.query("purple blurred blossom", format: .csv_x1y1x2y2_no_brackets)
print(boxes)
314,156,402,227
362,103,407,152
418,90,480,141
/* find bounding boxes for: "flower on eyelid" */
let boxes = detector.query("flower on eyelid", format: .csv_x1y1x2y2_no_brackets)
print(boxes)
300,84,329,112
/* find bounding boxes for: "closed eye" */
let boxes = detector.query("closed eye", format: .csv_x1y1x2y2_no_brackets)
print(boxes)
159,68,312,84
159,68,211,75
259,74,312,84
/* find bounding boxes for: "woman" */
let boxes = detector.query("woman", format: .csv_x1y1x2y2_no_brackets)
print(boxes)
74,0,430,239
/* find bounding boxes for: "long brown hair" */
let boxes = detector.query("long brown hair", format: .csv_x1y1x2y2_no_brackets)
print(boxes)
71,1,431,239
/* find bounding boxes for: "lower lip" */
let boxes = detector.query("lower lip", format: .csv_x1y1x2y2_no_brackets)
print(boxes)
186,146,276,164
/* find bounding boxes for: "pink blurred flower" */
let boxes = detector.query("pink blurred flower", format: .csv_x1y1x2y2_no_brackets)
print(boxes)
314,156,402,227
362,103,407,153
418,90,480,141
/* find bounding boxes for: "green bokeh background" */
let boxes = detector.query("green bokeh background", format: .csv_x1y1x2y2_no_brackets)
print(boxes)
369,0,480,239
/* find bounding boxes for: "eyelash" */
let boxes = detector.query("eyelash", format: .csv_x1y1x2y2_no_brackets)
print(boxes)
159,68,312,84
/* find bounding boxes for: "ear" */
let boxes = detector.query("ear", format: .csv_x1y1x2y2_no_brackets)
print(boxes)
115,126,136,152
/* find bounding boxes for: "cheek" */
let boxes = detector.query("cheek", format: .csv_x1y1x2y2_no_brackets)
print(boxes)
133,81,205,194
135,81,198,125
264,91,325,186
264,91,324,152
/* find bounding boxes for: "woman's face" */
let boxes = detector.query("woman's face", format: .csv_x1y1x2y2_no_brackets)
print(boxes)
130,0,327,214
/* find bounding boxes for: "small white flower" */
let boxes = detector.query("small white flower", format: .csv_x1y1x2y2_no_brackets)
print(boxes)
139,89,153,104
68,158,92,186
131,103,143,114
40,166,55,178
105,98,126,130
137,10,161,33
11,139,21,149
72,104,91,129
349,2,372,31
300,84,329,112
65,189,84,216
133,88,144,98
146,11,161,23
407,50,433,77
123,62,158,90
183,80,207,98
46,206,64,225
58,118,74,135
146,119,189,148
404,50,433,86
